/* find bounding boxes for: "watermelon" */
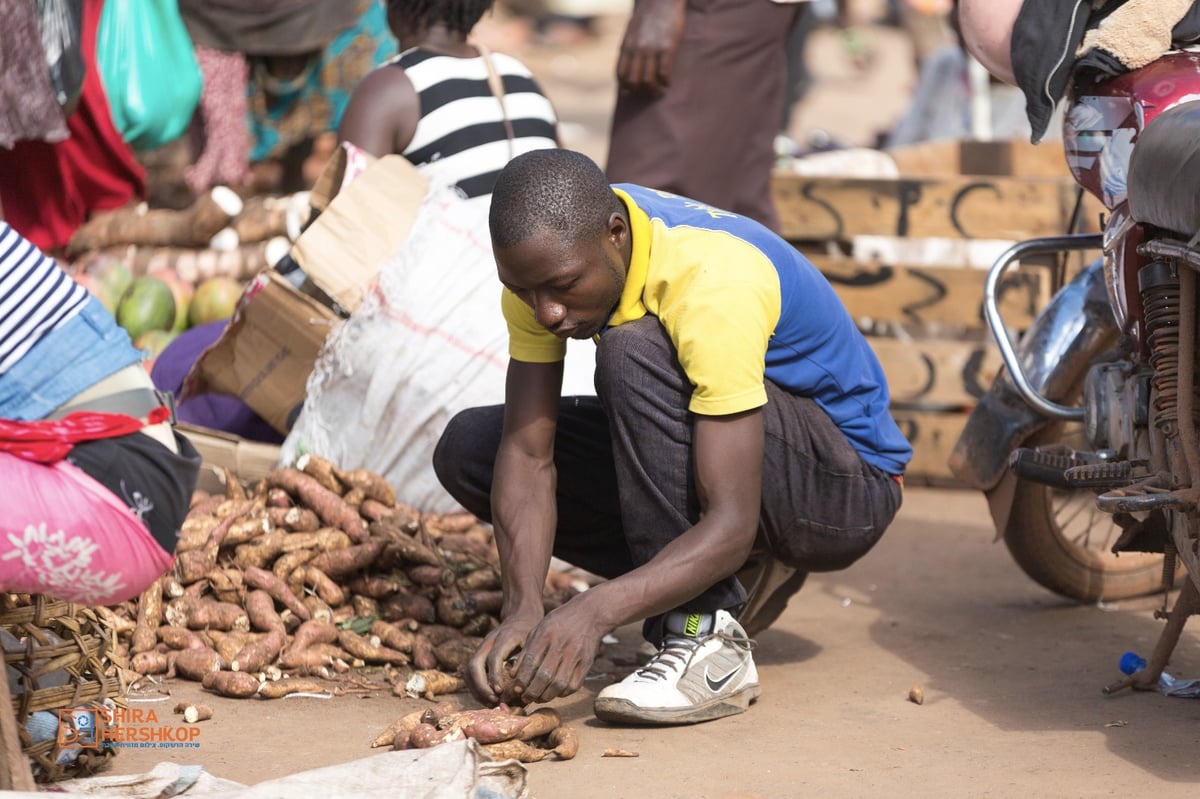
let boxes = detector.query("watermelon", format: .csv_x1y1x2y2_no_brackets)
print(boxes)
117,276,177,341
189,277,242,328
148,267,195,333
73,254,133,315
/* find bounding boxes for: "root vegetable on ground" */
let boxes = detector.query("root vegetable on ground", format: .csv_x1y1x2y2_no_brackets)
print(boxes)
202,670,261,698
409,723,466,749
335,468,396,506
368,621,414,653
257,678,330,699
166,597,249,632
480,738,552,763
337,630,409,665
375,704,447,749
67,186,244,254
306,539,386,579
131,580,164,655
230,629,287,674
300,565,346,607
174,648,223,681
267,506,321,532
158,626,208,651
266,468,366,542
295,453,345,494
173,703,214,723
130,651,172,675
243,568,309,622
403,669,465,700
547,725,579,760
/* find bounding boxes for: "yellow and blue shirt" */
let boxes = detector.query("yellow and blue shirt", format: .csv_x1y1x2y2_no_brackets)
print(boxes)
501,184,913,475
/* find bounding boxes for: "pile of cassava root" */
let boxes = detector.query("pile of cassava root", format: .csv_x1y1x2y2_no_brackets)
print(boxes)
100,453,582,710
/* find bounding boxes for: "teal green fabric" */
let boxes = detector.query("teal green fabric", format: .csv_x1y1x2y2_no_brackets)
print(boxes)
247,0,396,163
95,0,203,151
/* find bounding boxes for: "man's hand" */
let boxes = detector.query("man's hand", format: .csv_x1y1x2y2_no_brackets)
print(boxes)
617,0,687,95
508,596,606,704
466,612,540,706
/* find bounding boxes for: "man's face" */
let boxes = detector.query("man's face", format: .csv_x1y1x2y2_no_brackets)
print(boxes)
496,218,628,340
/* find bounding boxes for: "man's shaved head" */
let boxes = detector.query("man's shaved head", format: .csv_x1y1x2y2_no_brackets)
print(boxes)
489,149,625,250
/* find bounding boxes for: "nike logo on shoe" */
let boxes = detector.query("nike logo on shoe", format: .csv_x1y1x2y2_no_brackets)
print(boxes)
704,663,743,692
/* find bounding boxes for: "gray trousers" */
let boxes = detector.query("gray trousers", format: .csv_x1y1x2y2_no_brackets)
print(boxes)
433,317,902,639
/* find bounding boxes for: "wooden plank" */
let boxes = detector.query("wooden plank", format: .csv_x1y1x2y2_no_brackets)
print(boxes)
885,138,1074,180
772,173,1078,242
871,337,1001,410
806,254,1051,329
891,409,969,486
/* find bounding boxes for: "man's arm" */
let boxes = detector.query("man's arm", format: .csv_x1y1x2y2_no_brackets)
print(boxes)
511,408,764,701
467,358,564,704
616,0,687,95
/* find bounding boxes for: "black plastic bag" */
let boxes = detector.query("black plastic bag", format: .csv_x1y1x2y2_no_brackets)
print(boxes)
36,0,85,118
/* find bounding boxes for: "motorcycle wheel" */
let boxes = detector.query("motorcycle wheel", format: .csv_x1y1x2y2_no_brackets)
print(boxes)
1003,424,1165,602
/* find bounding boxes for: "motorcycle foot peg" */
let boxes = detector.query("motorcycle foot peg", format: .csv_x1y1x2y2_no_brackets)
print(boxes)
1008,447,1078,489
1063,460,1134,489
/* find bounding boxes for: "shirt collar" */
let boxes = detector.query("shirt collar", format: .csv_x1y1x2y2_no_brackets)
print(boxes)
606,187,651,329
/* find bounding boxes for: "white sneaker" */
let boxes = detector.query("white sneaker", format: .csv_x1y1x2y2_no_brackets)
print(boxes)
593,610,760,725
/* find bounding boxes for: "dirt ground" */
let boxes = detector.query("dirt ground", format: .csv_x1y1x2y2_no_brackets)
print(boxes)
83,8,1200,798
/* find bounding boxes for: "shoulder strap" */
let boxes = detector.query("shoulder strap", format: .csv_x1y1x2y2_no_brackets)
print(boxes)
472,41,515,161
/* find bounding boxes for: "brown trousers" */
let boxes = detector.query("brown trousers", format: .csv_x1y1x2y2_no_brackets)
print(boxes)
605,0,801,233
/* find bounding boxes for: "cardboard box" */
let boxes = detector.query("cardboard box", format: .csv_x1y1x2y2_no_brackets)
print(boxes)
177,423,282,495
291,153,428,315
182,153,430,434
182,270,340,434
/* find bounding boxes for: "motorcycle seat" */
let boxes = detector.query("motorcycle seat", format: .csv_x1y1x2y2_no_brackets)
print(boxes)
1128,99,1200,238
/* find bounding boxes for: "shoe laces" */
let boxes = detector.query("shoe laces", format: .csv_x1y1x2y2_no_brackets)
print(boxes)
633,629,753,683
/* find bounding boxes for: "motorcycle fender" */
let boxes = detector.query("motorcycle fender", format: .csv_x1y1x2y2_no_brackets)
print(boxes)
948,259,1116,533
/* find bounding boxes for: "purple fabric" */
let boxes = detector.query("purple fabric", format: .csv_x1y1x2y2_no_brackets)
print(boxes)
150,320,285,444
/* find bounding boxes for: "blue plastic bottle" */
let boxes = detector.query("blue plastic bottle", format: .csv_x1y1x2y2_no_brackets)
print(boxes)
1119,651,1200,698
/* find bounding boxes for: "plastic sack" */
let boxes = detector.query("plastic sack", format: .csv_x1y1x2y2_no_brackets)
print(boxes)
0,452,172,605
95,0,202,151
36,0,85,116
283,182,595,514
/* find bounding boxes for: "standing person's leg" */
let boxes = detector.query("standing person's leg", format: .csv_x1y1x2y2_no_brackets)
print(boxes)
432,396,636,582
605,0,800,231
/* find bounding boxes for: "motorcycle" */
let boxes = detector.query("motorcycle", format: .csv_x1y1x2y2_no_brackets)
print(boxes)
948,43,1200,690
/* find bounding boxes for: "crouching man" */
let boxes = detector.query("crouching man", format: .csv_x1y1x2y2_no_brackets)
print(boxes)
433,149,911,725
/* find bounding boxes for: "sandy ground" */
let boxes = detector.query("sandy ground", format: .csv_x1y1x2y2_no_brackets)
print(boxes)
103,487,1200,797
70,10,1200,798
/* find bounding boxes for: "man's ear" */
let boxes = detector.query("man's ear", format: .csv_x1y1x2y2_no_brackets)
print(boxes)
607,211,628,249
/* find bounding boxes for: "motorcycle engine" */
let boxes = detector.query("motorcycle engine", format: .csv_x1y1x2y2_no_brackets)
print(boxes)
1083,359,1151,459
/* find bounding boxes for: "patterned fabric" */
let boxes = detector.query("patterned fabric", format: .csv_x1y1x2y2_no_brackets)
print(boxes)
0,453,172,605
186,46,251,193
0,0,69,148
0,0,146,254
394,48,558,199
246,0,396,162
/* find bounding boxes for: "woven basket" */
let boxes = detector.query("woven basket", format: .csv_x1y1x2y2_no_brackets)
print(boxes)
2,593,123,783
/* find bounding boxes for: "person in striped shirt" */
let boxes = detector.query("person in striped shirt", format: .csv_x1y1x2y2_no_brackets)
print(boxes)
338,0,560,203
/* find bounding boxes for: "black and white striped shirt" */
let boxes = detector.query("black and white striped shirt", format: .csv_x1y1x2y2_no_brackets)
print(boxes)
0,222,89,375
393,48,558,200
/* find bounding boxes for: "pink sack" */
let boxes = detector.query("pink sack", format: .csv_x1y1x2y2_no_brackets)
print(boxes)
0,452,172,605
